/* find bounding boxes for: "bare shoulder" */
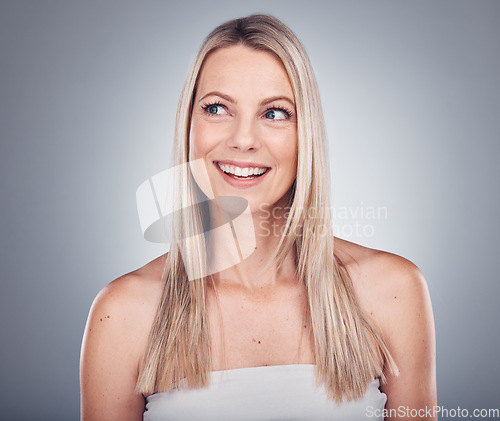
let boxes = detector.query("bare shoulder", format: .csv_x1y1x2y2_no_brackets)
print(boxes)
80,254,167,420
334,236,423,280
93,254,167,321
334,237,436,412
333,237,434,358
333,237,429,320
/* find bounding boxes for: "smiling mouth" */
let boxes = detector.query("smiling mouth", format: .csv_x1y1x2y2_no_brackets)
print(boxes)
216,162,270,180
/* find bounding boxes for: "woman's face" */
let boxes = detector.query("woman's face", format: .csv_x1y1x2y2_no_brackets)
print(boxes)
189,45,298,213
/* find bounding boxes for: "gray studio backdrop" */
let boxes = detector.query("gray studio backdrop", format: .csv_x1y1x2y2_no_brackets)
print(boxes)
1,1,499,420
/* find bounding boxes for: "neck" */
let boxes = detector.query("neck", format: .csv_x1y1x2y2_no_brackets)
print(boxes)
206,197,296,291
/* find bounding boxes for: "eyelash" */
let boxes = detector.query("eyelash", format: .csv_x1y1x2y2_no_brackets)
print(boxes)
201,102,294,119
265,105,293,119
201,101,224,114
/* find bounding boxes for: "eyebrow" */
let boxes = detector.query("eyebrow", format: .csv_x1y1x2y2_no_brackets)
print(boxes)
199,91,235,103
259,96,295,107
198,91,295,107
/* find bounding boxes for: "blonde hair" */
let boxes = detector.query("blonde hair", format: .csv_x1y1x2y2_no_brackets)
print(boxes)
136,14,396,402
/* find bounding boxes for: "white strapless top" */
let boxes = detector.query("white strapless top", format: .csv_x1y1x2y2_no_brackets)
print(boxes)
143,364,386,420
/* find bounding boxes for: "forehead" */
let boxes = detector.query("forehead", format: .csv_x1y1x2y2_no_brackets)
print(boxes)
196,45,294,101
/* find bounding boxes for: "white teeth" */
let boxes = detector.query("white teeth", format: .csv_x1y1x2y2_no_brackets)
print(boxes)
217,163,268,177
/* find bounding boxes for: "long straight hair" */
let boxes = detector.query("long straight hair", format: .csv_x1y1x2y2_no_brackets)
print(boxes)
136,14,397,402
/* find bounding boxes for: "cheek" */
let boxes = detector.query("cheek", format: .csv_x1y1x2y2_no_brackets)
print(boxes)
188,119,205,161
275,132,298,170
189,118,219,161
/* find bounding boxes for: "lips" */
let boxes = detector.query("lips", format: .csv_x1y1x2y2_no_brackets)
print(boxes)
217,163,268,179
213,160,271,188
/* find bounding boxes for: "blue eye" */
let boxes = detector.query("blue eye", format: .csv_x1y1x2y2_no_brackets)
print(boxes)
203,103,227,115
265,108,289,120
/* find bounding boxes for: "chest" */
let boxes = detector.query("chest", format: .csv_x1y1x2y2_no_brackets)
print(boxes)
206,284,315,370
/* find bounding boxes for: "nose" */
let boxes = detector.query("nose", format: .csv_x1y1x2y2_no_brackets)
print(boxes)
227,115,259,152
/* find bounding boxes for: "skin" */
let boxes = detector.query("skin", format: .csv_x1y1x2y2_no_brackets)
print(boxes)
80,46,436,420
189,46,298,214
189,46,299,290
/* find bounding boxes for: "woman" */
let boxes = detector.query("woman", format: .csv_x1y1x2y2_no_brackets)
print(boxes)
80,14,436,420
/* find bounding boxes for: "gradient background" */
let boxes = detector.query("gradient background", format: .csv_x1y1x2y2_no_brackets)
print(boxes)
1,1,499,420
